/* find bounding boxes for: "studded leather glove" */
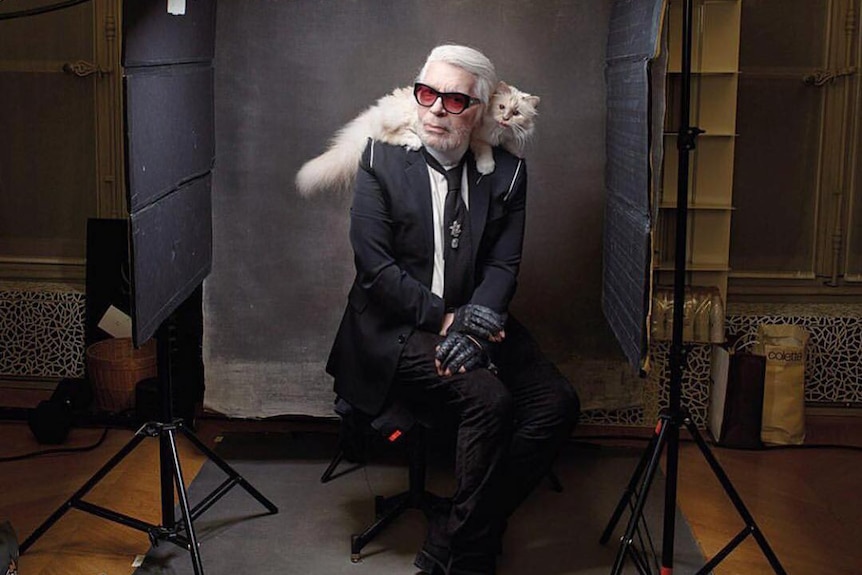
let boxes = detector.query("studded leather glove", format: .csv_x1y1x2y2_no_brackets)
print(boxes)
449,304,506,340
435,332,488,375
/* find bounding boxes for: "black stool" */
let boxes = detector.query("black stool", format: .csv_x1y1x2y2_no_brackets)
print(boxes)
321,398,449,562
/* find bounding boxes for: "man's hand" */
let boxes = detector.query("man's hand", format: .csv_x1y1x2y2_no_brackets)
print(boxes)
435,332,488,376
450,304,506,342
440,312,456,336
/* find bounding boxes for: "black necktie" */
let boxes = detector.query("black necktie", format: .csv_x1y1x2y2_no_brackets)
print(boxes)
422,148,473,309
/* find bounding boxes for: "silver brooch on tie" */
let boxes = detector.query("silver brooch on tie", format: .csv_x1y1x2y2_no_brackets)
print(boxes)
449,220,462,249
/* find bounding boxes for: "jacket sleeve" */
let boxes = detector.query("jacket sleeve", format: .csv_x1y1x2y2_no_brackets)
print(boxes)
348,141,446,332
470,157,527,312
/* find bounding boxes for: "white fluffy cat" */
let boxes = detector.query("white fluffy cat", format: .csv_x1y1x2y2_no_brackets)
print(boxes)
295,81,540,197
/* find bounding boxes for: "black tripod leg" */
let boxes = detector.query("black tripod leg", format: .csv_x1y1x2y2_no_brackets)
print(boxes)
685,420,787,575
166,427,205,575
610,417,671,575
20,430,148,553
161,428,176,527
600,430,659,545
320,449,344,483
178,424,278,514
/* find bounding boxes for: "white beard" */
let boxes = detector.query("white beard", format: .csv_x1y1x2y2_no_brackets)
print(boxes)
417,119,474,154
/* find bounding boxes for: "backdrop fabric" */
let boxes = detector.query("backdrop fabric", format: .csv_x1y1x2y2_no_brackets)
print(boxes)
202,0,616,418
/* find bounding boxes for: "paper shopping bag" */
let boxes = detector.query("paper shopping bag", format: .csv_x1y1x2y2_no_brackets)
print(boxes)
709,344,765,449
754,324,808,445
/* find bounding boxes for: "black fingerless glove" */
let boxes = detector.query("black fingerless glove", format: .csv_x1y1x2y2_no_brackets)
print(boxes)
449,304,506,340
435,332,488,375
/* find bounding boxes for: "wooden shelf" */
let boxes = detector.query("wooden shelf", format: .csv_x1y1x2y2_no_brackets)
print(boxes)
656,0,741,304
667,0,741,74
654,263,732,272
658,203,734,210
665,75,739,135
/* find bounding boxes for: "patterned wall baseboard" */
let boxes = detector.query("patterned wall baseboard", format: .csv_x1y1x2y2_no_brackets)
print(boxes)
2,288,860,426
580,341,712,428
581,303,862,427
725,304,862,406
0,284,86,379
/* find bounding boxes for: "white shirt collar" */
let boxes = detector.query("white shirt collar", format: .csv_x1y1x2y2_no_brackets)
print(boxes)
424,142,469,170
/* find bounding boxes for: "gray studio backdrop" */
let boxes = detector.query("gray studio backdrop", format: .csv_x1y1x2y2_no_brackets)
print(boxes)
203,0,637,418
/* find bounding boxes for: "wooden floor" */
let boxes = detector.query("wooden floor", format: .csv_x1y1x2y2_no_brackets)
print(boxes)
595,414,862,575
1,391,860,575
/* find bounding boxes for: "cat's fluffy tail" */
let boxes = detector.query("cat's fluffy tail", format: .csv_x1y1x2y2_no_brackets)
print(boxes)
296,87,413,197
295,128,368,197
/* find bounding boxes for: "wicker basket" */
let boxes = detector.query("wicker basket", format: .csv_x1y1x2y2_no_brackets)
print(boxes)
86,337,157,413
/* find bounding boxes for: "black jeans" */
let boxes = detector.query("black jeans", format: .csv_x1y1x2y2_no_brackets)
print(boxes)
391,317,580,573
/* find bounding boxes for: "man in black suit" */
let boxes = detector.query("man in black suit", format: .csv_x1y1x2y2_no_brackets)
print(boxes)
327,45,579,575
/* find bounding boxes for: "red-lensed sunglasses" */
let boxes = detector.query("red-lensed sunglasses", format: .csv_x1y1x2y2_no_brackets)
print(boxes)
413,82,481,115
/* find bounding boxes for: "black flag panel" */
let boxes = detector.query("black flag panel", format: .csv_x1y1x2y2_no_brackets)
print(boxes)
602,0,667,370
122,0,216,346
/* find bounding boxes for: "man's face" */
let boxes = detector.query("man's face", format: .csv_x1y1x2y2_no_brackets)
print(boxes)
416,61,483,152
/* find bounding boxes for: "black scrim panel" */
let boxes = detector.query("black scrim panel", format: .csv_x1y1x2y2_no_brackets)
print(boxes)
123,0,216,346
129,175,213,346
602,0,667,370
125,65,215,211
123,0,216,66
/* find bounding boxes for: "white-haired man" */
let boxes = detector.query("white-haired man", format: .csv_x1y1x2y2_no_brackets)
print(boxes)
327,45,579,574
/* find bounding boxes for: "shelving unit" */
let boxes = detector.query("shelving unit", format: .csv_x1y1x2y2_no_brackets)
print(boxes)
656,0,741,306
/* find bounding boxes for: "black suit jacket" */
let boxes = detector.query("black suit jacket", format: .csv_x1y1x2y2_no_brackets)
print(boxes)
326,140,528,415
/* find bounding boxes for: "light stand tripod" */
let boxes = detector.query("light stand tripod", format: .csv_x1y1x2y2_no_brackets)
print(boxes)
20,319,278,575
599,1,786,573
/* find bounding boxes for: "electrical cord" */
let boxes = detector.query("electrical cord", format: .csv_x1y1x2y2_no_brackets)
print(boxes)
0,427,109,463
0,0,93,21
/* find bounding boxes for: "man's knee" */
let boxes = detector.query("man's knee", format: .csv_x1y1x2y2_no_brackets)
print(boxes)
486,381,515,421
524,376,580,439
557,380,581,429
546,379,579,428
463,371,514,426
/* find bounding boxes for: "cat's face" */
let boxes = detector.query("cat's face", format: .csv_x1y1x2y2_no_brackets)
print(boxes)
488,84,539,131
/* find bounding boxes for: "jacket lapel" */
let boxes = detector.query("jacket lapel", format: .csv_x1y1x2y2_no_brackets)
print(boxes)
467,153,490,262
405,149,435,275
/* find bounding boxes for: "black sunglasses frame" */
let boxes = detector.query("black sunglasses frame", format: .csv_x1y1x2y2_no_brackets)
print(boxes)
413,82,481,115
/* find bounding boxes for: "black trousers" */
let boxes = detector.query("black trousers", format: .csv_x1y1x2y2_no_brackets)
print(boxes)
391,316,580,573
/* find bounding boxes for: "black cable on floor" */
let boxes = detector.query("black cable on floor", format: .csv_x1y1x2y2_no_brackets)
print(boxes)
0,427,109,463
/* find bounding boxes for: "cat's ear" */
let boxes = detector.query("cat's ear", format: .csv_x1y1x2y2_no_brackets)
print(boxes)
496,81,511,94
526,95,540,109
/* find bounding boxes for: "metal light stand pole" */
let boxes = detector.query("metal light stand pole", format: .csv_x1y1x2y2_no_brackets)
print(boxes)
600,1,788,573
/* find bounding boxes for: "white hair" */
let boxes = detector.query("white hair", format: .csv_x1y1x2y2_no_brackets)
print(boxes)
417,44,497,103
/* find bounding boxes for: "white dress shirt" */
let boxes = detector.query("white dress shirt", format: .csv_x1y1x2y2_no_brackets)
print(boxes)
428,163,470,298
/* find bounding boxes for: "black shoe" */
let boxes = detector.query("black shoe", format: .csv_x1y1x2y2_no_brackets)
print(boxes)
414,547,448,575
416,498,451,574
